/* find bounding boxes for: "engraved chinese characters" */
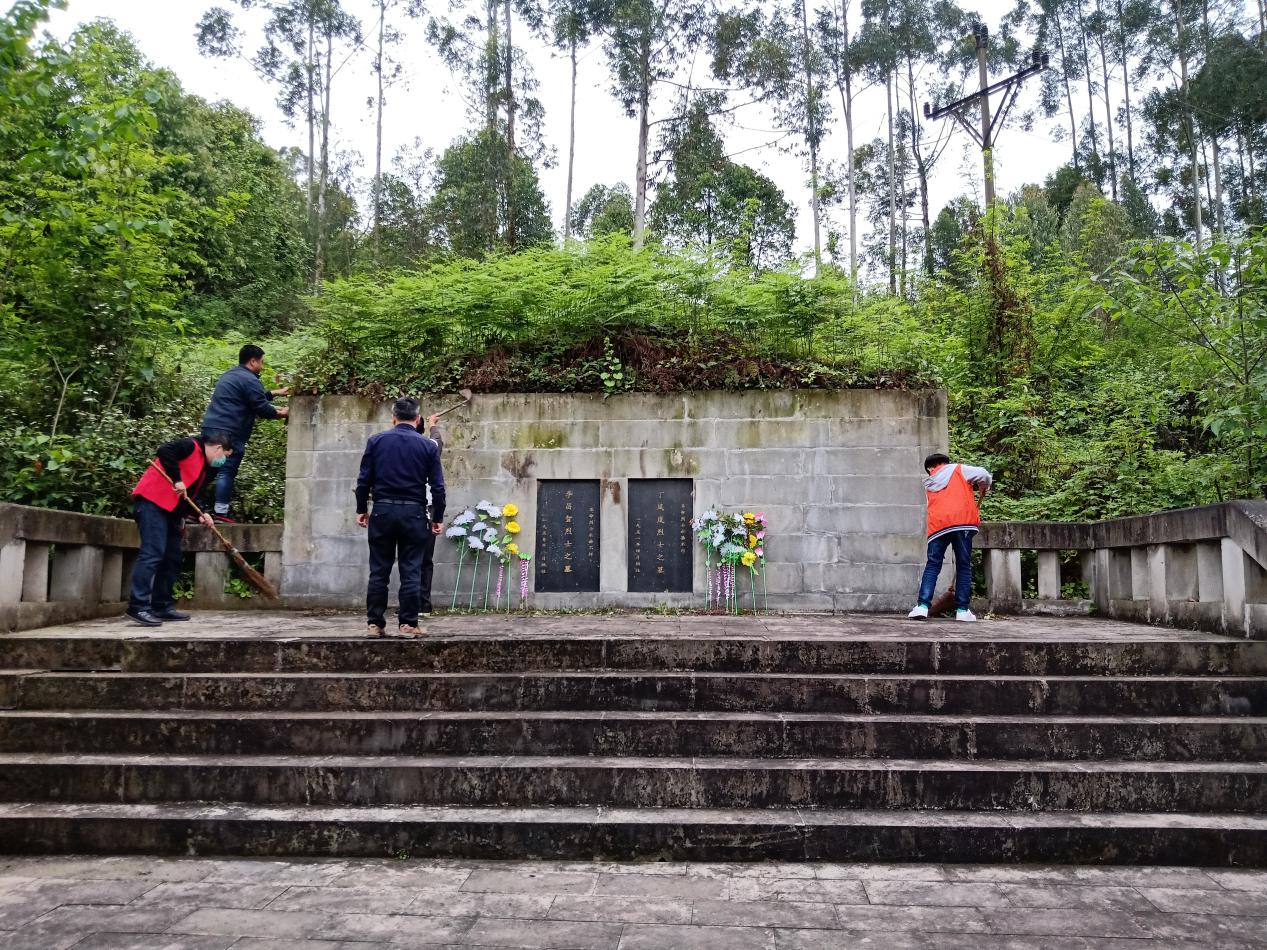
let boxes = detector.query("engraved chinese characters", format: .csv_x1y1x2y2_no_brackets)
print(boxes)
628,479,693,592
535,480,601,592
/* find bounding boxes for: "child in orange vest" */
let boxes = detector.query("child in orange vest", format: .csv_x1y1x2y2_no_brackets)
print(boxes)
908,453,993,622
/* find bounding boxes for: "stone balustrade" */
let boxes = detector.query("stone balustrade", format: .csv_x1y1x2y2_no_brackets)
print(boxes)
977,501,1267,638
0,503,282,632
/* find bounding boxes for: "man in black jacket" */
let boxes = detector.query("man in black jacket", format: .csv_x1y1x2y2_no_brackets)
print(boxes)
127,433,234,626
355,397,446,638
200,344,289,522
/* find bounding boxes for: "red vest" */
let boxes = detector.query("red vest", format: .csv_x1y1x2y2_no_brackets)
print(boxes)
926,464,981,538
132,444,207,512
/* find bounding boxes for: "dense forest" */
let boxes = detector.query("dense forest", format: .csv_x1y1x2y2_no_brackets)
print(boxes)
0,0,1264,525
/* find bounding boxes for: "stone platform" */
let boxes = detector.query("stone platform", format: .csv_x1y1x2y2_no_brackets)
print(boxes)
0,612,1264,866
2,854,1266,950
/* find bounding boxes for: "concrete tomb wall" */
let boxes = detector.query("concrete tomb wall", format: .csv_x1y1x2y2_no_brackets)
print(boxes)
282,390,948,611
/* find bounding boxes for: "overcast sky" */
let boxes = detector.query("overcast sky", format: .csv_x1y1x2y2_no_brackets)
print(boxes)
45,0,1084,265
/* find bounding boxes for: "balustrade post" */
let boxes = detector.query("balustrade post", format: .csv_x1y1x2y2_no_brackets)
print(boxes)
1037,550,1061,600
1222,538,1248,636
987,548,1022,613
0,540,25,604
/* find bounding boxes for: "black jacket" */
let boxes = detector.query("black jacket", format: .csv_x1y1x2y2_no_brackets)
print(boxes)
154,437,210,518
201,365,278,444
355,423,446,522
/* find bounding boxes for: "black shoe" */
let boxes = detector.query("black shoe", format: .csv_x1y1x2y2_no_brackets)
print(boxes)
153,608,191,621
126,609,163,627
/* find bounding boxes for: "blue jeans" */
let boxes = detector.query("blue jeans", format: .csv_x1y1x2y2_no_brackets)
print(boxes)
128,498,183,613
917,529,975,611
203,434,245,515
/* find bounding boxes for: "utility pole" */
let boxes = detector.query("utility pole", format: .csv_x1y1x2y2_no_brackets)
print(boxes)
925,25,1048,207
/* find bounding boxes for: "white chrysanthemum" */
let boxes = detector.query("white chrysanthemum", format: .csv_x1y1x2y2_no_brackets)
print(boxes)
711,526,726,545
454,511,476,526
467,536,486,550
720,543,743,558
701,510,717,521
488,545,502,558
445,526,467,538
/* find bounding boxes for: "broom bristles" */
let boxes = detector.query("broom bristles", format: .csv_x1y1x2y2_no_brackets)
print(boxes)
226,545,279,600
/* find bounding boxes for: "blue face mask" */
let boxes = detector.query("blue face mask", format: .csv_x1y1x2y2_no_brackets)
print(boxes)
209,455,228,468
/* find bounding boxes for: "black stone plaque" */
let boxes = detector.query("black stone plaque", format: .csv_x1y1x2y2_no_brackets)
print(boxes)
628,479,694,593
535,480,601,592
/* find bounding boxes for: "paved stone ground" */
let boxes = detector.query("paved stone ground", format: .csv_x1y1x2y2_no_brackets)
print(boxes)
1,855,1266,949
3,610,1239,642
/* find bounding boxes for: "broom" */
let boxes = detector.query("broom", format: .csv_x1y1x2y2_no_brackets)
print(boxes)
148,460,279,600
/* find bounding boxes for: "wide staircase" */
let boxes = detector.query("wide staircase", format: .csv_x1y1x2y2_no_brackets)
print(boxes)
0,616,1266,865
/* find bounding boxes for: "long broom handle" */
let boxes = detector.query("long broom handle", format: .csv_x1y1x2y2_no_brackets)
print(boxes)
146,460,239,554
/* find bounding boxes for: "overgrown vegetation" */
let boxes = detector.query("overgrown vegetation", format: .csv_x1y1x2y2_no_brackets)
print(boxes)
1,1,1264,528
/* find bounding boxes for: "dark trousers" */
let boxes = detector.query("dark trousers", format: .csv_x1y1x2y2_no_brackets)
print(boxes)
202,432,246,515
419,521,437,613
917,529,975,611
367,503,427,628
129,498,183,613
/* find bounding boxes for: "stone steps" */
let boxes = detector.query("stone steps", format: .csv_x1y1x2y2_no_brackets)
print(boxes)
1,709,1265,761
4,636,1265,675
9,670,1267,715
0,623,1264,864
1,752,1265,812
0,801,1264,865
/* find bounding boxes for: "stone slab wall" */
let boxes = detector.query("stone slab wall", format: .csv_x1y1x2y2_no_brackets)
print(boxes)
282,390,948,612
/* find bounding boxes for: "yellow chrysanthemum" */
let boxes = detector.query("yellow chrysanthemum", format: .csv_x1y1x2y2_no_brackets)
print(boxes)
506,543,519,556
502,503,519,518
747,534,758,548
741,551,757,567
506,521,521,534
743,512,756,522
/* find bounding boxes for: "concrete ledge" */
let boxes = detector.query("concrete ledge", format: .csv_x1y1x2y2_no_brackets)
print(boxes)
0,504,137,548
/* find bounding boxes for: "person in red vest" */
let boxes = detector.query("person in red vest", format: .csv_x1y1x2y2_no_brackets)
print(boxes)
908,452,993,623
127,432,235,626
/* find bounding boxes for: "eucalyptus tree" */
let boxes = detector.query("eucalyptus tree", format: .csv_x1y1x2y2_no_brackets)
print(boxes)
427,0,548,250
195,0,361,284
650,99,797,269
550,0,604,238
712,1,829,267
815,0,862,283
600,0,708,248
368,0,425,266
854,0,900,290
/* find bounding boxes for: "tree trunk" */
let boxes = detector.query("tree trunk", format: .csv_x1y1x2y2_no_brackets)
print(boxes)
831,0,858,286
1074,1,1099,163
1094,25,1114,198
504,0,516,250
306,18,316,254
906,52,932,276
799,0,821,268
314,29,333,286
1201,0,1225,236
485,0,499,133
564,35,578,240
1052,8,1080,169
1176,0,1202,246
1115,0,1135,178
632,32,651,249
373,0,385,266
886,71,896,294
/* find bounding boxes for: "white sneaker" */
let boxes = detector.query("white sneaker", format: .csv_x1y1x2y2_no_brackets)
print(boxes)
955,609,978,622
907,605,929,620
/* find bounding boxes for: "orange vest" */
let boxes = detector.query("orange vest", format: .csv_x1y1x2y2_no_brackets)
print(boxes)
132,445,207,512
926,464,981,538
